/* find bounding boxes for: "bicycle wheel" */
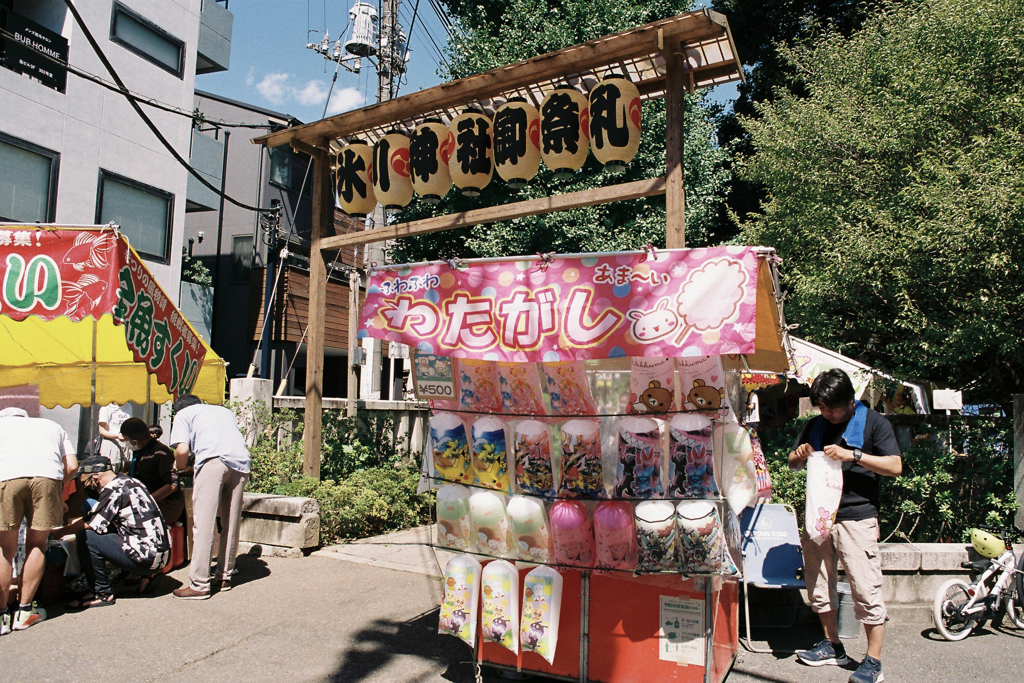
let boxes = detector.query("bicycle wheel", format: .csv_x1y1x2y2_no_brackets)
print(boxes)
933,578,977,641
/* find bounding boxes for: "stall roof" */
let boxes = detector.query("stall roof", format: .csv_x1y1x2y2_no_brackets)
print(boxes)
254,9,743,151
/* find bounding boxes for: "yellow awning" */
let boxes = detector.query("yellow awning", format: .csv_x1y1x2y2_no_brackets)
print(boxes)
0,313,225,409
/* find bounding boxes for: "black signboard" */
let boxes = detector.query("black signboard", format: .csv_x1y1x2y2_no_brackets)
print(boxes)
3,12,68,92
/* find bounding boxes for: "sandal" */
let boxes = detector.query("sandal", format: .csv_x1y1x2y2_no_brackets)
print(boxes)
69,593,116,609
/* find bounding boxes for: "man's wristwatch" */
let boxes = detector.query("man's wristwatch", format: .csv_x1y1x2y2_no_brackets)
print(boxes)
853,448,863,463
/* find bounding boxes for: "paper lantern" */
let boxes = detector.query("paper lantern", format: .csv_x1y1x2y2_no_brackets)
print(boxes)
409,118,453,203
615,415,663,498
471,416,511,491
371,129,413,211
335,141,375,218
549,500,596,568
588,73,641,173
540,86,589,180
436,484,473,551
439,554,482,647
593,501,639,571
493,97,540,189
482,560,520,653
448,109,493,196
469,490,514,558
430,413,471,485
520,565,563,664
506,495,553,563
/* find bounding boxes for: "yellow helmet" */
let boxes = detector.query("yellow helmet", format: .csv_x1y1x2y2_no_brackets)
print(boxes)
971,529,1005,559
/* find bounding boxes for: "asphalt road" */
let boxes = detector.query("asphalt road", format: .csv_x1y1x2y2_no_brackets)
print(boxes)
1,552,1021,683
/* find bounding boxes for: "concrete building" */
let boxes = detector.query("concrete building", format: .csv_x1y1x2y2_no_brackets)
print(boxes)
0,0,232,441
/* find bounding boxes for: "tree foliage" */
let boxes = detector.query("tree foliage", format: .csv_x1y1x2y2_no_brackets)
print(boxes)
741,0,1024,404
389,0,731,263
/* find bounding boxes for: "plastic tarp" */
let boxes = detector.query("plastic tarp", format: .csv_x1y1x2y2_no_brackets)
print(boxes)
0,226,225,408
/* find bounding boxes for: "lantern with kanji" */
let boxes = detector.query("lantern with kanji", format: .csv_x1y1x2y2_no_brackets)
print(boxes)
410,118,453,203
448,108,493,197
336,140,376,218
372,129,414,212
540,86,589,180
493,98,540,189
588,73,641,173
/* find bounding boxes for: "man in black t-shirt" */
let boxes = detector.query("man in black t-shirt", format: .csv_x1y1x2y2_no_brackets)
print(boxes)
789,369,901,683
120,418,185,525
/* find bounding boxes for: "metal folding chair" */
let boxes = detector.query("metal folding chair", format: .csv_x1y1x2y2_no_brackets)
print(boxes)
739,501,805,653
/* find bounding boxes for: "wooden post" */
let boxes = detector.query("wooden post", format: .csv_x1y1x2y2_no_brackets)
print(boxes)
303,143,332,480
664,42,686,249
347,270,360,418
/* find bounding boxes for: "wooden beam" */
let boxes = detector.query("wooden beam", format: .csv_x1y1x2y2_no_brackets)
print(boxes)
255,12,724,149
303,145,333,480
319,177,667,251
664,43,686,249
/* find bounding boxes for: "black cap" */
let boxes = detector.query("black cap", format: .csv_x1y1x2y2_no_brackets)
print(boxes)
78,455,112,476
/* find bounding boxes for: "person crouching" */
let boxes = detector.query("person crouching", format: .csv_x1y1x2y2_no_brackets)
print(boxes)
51,456,170,608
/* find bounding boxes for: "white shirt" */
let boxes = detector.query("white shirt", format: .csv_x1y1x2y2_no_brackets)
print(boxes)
99,403,130,433
169,404,250,475
746,393,760,423
0,413,76,482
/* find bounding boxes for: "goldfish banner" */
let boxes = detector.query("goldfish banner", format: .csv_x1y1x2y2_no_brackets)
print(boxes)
0,227,206,397
359,247,761,363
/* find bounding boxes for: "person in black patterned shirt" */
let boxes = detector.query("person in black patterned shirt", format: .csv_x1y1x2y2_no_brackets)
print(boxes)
50,456,170,608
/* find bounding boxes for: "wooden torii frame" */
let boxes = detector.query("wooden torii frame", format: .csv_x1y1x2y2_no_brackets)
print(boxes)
254,9,744,479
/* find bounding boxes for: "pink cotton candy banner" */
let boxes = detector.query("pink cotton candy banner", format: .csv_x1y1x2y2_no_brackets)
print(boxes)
359,247,760,362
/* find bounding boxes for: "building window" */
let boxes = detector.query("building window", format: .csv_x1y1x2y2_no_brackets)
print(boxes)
96,171,173,263
110,3,184,77
230,234,253,283
0,132,58,222
269,146,311,197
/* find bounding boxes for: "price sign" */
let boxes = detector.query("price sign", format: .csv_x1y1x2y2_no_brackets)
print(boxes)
412,351,455,400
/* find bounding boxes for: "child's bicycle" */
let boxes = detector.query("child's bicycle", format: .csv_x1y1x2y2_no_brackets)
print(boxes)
932,524,1024,640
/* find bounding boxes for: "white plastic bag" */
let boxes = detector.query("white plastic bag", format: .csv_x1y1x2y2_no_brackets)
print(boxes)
439,555,482,647
482,560,520,653
805,452,843,544
520,565,563,664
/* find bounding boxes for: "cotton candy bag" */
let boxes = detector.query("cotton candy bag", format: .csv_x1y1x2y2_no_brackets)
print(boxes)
635,500,678,572
506,495,553,563
439,555,482,647
482,560,520,653
436,484,473,551
549,500,596,568
718,422,757,514
514,420,557,497
472,416,512,491
521,565,563,665
470,491,514,559
805,452,843,544
676,501,738,575
593,501,638,571
430,413,471,485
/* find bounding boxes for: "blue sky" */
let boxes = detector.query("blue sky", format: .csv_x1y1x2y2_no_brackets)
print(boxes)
196,1,738,123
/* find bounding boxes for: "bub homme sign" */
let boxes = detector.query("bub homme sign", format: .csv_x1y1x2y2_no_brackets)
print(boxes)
2,10,68,92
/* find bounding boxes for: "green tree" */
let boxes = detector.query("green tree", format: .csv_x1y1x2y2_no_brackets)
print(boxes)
389,0,731,263
742,0,1024,406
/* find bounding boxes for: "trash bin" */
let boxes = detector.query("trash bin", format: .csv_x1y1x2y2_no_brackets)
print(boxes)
836,582,860,639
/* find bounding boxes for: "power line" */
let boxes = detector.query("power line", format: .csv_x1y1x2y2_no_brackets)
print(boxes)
60,0,270,213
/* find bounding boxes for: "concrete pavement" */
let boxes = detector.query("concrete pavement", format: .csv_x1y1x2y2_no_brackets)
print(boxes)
1,528,1021,682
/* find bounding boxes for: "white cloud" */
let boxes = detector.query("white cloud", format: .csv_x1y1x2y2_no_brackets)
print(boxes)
295,80,330,107
255,72,289,105
327,87,366,115
244,66,255,87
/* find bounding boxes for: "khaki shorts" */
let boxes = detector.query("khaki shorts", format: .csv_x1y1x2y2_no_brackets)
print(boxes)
0,477,64,531
801,517,887,625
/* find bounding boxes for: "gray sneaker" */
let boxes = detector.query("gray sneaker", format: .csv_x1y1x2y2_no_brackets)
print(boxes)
796,638,850,667
849,655,884,683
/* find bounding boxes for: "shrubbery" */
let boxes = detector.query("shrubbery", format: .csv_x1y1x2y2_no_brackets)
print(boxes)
760,415,1017,544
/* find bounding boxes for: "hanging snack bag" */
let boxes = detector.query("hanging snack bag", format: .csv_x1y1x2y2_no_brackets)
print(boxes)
430,413,471,485
549,500,596,568
667,413,717,498
634,500,678,572
676,500,739,575
593,501,638,571
482,560,520,654
719,422,757,514
439,554,482,647
436,484,473,551
514,420,557,497
805,452,843,544
676,355,733,421
558,419,604,498
469,490,514,559
520,565,563,665
628,357,676,417
542,361,596,417
749,428,772,501
506,495,554,563
497,362,546,417
614,416,663,498
472,416,512,491
457,358,503,414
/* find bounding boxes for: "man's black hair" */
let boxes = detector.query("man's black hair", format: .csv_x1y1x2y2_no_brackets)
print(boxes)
172,394,202,413
809,368,856,409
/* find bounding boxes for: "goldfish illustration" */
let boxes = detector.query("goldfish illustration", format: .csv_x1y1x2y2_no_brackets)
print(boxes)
62,274,107,317
62,232,117,272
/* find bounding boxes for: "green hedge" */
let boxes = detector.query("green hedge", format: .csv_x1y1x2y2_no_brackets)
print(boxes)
760,415,1017,543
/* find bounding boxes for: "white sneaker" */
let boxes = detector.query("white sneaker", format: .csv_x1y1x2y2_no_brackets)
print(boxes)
13,603,46,631
1,611,11,636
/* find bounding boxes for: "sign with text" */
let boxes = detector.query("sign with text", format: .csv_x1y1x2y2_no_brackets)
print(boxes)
3,12,68,92
0,227,206,397
360,247,760,362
